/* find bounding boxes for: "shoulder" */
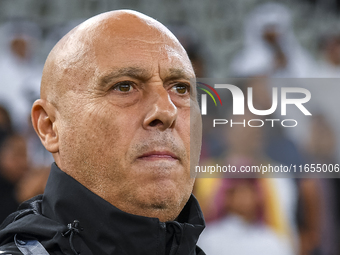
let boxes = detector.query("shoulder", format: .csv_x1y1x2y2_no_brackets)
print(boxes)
0,242,22,254
0,237,51,255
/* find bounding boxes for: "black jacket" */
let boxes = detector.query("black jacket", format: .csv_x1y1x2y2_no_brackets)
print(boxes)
0,163,206,255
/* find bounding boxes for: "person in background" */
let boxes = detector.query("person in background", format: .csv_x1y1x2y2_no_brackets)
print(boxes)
0,134,29,223
0,105,51,223
0,105,13,144
0,19,43,133
0,21,53,168
230,2,315,78
316,32,340,77
198,179,293,255
197,108,299,253
301,114,339,255
229,3,316,150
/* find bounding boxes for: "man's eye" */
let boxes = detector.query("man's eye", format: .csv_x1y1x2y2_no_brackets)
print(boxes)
112,82,134,92
172,84,189,95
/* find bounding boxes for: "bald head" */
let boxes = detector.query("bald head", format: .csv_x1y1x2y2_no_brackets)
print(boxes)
41,10,187,106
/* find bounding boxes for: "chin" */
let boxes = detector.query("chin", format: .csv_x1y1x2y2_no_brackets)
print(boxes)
134,180,193,220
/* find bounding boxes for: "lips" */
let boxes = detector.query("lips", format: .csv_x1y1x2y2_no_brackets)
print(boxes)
137,151,179,160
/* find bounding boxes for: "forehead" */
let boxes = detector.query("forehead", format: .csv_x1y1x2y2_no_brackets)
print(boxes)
95,40,192,79
78,14,193,79
92,38,191,80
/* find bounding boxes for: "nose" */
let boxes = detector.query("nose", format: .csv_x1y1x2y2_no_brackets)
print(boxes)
143,86,178,131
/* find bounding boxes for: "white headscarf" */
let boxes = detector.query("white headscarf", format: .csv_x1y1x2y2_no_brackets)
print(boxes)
0,20,43,132
231,3,315,78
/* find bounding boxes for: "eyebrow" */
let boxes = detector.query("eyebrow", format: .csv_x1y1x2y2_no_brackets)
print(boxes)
99,67,193,87
99,67,150,87
163,68,193,83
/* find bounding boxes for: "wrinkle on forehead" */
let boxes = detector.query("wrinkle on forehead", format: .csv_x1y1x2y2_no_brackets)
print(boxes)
40,10,188,106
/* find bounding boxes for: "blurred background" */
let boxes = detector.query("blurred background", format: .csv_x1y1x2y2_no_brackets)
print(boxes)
0,0,340,254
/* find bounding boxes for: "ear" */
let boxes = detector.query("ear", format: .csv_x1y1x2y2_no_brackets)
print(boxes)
31,99,59,153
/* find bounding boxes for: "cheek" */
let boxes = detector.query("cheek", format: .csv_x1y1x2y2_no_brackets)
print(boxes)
59,102,131,169
177,110,191,140
189,103,202,166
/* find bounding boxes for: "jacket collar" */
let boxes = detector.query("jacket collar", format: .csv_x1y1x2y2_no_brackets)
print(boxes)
42,163,205,255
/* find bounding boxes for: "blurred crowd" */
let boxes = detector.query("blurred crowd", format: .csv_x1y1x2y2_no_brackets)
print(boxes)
0,2,340,255
193,3,340,255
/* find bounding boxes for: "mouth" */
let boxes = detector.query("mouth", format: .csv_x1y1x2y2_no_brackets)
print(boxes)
137,151,179,161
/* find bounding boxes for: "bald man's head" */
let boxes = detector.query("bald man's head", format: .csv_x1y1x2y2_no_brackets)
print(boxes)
32,10,201,222
41,10,187,106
